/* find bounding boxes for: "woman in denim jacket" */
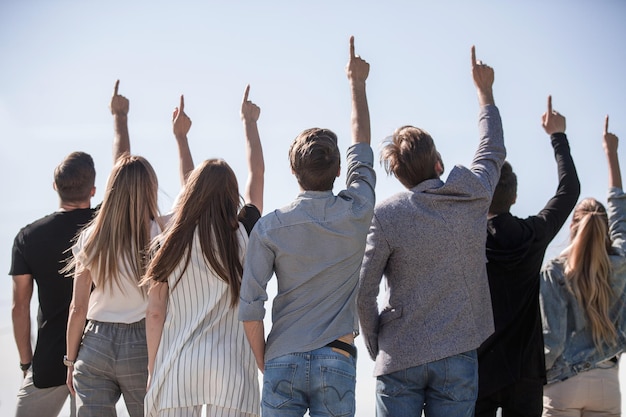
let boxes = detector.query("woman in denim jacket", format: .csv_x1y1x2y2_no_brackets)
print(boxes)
540,115,626,416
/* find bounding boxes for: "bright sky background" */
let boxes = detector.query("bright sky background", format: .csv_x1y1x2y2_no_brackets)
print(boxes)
1,1,625,416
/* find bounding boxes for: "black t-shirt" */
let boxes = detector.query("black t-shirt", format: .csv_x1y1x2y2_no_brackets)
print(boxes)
238,203,262,236
10,208,95,388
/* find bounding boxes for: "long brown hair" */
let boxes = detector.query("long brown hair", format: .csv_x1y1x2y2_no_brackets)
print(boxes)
71,155,160,294
565,197,616,350
143,159,243,307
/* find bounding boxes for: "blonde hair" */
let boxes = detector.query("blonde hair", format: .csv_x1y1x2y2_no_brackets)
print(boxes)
73,155,160,294
143,159,243,307
565,198,616,350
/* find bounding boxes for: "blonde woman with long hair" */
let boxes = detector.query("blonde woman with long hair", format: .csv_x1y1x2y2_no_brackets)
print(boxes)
540,115,626,416
65,86,193,417
143,85,264,417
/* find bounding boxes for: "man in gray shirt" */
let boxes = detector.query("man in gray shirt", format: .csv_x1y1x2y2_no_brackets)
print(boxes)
239,36,375,417
358,46,505,417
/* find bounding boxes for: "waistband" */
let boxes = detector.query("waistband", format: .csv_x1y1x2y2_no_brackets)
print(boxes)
326,339,357,359
87,318,146,330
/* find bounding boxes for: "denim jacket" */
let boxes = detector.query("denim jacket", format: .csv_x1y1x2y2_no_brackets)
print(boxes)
540,187,626,384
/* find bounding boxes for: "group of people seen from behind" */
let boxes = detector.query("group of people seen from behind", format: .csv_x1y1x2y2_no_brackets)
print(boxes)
10,36,626,417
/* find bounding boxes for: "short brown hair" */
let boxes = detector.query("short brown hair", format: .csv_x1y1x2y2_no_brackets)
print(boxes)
289,128,340,191
380,126,440,189
489,161,517,215
54,152,96,204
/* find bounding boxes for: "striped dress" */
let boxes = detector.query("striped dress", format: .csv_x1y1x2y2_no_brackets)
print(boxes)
144,222,260,417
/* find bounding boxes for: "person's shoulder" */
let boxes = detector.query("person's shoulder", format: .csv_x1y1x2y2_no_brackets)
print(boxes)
374,191,412,215
16,210,72,237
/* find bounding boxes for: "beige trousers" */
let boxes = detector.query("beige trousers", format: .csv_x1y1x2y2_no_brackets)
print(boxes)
542,365,621,417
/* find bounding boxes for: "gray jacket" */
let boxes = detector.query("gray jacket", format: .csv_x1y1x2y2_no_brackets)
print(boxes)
358,105,505,377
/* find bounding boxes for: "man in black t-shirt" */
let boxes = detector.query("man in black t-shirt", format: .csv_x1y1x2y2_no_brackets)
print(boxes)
10,151,97,417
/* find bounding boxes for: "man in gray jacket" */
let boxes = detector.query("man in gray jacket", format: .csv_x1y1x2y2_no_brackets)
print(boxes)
358,46,505,417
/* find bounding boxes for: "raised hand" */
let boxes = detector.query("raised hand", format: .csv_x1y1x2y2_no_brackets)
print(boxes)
604,114,622,189
172,95,192,139
471,46,495,106
346,36,370,84
110,79,129,116
603,115,619,155
541,95,566,135
241,85,261,123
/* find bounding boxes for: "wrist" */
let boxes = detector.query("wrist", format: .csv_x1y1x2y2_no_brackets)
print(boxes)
19,362,31,371
63,355,76,367
349,80,367,89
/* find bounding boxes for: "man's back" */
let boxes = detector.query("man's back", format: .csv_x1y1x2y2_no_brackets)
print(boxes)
10,208,94,388
241,142,375,362
476,108,580,416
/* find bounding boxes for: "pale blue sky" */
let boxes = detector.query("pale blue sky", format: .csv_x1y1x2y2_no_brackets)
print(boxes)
1,1,625,415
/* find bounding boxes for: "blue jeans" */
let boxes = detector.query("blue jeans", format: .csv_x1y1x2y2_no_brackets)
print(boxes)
376,349,478,417
262,346,356,417
73,319,148,417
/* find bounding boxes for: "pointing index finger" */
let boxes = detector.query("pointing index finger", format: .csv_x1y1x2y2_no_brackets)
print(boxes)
471,45,476,68
243,84,250,103
113,79,120,96
179,95,185,113
349,36,355,59
605,114,610,135
547,95,552,114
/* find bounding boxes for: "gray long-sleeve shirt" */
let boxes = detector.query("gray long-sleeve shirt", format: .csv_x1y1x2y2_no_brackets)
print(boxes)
239,142,376,362
358,105,505,377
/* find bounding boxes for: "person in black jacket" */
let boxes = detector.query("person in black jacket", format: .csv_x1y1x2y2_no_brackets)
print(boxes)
475,96,581,417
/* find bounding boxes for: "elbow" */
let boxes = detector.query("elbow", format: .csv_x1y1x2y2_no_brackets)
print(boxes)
146,307,166,324
68,302,88,320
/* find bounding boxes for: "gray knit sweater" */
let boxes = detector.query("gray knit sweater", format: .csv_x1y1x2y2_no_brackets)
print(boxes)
358,104,505,377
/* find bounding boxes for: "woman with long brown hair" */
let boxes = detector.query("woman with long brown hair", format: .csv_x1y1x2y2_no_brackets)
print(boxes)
541,116,626,416
143,85,264,417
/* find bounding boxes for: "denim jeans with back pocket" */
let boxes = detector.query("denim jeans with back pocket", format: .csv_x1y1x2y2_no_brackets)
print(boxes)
376,349,478,417
262,346,356,417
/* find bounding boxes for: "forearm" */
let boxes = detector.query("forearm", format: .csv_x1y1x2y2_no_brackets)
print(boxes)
243,320,266,372
548,133,581,210
243,120,265,212
175,134,194,186
66,306,87,361
113,114,130,161
146,310,166,375
471,106,506,190
12,304,32,364
350,80,371,145
607,149,622,190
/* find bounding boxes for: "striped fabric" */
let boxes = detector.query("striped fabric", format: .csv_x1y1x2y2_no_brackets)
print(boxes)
145,223,260,417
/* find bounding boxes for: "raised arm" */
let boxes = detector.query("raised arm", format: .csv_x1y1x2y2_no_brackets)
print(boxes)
110,80,130,161
172,95,194,185
604,115,622,190
345,36,371,146
471,46,495,107
536,96,580,235
240,85,264,213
